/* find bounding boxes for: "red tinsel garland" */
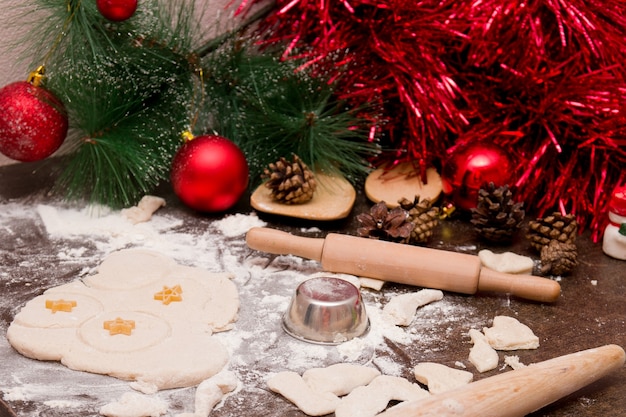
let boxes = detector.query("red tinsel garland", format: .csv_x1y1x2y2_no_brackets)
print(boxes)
240,0,626,240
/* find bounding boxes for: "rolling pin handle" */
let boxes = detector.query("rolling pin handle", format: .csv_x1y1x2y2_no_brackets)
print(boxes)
477,267,561,303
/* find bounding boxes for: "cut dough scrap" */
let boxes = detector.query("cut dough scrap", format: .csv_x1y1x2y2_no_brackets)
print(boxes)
483,316,539,350
121,195,166,224
302,363,381,396
413,362,473,394
468,329,499,373
267,371,341,416
99,392,168,417
359,277,385,291
7,249,239,390
383,289,444,326
504,355,527,370
478,250,534,275
334,375,430,417
176,371,239,417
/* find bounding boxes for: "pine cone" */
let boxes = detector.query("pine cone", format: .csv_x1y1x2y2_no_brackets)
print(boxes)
540,240,578,276
398,196,440,244
470,183,525,243
357,201,414,242
527,212,578,252
262,154,317,204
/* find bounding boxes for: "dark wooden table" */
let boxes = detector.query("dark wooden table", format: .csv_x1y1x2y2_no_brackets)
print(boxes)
1,159,624,416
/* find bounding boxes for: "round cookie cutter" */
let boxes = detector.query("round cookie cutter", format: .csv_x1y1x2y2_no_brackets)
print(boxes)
282,277,370,345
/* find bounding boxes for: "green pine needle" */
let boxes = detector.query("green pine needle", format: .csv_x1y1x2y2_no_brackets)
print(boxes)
202,40,379,186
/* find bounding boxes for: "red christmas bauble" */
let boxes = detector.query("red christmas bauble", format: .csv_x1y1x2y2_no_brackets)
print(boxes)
441,142,514,211
0,82,68,162
96,0,138,22
171,135,249,212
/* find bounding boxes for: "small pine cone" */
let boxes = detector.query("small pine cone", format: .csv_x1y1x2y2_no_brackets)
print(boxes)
357,201,414,242
398,196,440,244
540,240,578,276
470,183,525,243
527,212,578,252
262,154,317,204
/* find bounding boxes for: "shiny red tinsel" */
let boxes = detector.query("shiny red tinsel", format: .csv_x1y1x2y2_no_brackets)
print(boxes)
240,0,626,240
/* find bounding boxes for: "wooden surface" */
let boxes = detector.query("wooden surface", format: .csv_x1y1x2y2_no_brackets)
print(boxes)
0,159,625,417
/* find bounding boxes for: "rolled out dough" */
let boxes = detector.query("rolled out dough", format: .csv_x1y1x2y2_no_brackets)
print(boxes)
7,249,239,390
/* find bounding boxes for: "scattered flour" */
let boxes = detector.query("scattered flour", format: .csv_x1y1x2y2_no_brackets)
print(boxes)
0,200,480,417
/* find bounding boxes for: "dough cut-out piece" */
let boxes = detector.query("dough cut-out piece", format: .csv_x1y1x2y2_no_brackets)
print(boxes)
176,371,239,417
302,363,381,396
478,250,534,275
383,289,444,326
121,195,166,225
334,375,430,417
483,316,539,350
468,329,499,373
413,362,473,394
7,249,239,390
267,371,341,416
99,392,168,417
504,355,527,370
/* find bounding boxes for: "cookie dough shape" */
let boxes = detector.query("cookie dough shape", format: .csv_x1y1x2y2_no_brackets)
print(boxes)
383,289,444,326
468,328,499,373
334,375,430,417
302,363,381,396
267,371,341,416
7,249,239,390
413,362,473,394
483,316,539,350
478,250,534,275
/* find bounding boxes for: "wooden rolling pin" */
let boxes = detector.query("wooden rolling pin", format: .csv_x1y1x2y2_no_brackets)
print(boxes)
379,344,625,417
246,227,561,302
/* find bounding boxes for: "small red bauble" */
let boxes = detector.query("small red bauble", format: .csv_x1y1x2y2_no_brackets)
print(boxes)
171,135,249,212
0,81,68,162
441,142,514,211
96,0,138,22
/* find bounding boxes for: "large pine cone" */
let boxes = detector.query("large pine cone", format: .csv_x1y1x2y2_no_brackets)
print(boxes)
540,240,578,276
470,183,525,243
357,201,414,242
262,154,317,204
398,196,439,244
527,212,578,252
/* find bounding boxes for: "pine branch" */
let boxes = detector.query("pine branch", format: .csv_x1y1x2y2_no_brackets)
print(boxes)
201,40,378,186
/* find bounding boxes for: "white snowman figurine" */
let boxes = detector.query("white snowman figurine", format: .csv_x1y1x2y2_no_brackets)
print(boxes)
602,186,626,260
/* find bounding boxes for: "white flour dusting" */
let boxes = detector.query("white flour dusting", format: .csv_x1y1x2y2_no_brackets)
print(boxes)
0,200,481,416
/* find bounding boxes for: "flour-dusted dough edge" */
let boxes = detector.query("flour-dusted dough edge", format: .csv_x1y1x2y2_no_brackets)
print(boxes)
267,371,341,416
99,392,168,417
334,375,429,417
383,289,444,326
302,363,381,396
478,250,534,275
483,316,539,351
468,328,499,373
413,362,473,394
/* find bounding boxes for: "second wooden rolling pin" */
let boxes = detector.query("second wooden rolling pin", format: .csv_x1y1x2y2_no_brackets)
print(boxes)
379,344,625,417
246,227,561,303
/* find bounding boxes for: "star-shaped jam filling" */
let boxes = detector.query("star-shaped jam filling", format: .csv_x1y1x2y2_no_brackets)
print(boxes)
103,317,136,336
45,299,77,313
154,284,183,305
